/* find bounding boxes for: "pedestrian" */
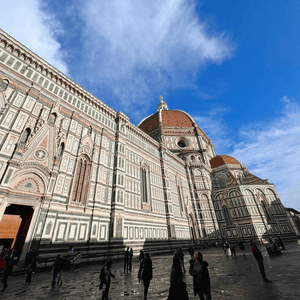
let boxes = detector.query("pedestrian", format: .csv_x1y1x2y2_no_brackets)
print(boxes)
1,258,15,292
188,245,194,259
177,248,186,273
138,253,153,300
51,255,64,287
31,251,39,274
129,248,133,273
230,243,236,257
222,242,227,256
73,252,82,271
277,237,285,250
99,260,115,300
137,249,144,263
225,241,231,256
239,241,246,257
124,247,129,273
167,253,189,300
189,252,211,300
250,239,272,283
24,249,33,270
24,260,33,284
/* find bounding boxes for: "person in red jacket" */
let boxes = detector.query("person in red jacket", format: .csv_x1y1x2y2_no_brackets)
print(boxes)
250,239,272,283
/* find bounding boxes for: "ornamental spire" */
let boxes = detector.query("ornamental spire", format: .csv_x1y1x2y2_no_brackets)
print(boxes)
157,96,168,111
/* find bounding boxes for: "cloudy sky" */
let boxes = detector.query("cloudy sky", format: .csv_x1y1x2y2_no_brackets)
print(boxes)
1,0,299,209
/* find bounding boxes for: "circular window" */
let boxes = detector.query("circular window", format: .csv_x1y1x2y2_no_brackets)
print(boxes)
178,141,185,148
176,137,189,148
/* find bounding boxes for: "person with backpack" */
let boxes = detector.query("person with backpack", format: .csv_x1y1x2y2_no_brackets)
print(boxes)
189,252,211,300
138,253,153,300
99,260,115,300
73,252,82,271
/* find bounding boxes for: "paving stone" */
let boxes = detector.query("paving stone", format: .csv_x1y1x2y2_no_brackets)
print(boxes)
1,241,299,299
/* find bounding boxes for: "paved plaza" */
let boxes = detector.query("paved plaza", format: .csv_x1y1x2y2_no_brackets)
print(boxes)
1,240,300,300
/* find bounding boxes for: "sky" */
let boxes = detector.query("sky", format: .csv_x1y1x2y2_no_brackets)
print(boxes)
0,0,299,210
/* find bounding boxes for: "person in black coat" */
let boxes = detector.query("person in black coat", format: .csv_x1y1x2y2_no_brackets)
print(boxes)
239,241,246,257
167,253,189,300
250,239,272,283
138,253,153,300
1,258,15,292
51,255,64,286
99,260,115,300
124,247,130,273
137,250,144,263
189,252,211,300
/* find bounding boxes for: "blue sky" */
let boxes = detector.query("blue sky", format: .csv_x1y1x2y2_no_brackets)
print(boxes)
1,0,299,210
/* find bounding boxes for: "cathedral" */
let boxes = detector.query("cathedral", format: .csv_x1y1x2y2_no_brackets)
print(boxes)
0,29,296,263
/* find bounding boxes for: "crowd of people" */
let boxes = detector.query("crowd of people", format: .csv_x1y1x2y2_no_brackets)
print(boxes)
0,237,287,297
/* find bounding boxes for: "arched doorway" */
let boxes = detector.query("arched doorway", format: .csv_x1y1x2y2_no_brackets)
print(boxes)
0,204,34,261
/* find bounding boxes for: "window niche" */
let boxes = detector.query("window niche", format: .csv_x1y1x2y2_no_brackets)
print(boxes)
70,155,91,206
141,164,151,210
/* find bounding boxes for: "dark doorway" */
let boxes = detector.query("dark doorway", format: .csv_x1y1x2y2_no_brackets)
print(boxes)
0,204,34,260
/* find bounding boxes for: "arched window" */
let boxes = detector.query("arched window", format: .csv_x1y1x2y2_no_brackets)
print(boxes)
141,168,148,203
222,205,233,226
0,79,9,92
20,128,31,143
57,142,65,157
45,222,52,235
262,201,272,221
71,155,91,205
49,113,57,124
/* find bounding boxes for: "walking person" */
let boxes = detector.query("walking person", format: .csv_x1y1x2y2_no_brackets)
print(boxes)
1,258,15,292
124,247,130,273
177,248,186,273
230,243,236,257
222,242,227,256
99,260,115,300
188,245,194,259
137,249,144,263
73,252,82,271
167,253,189,300
138,253,153,300
250,239,272,283
189,252,211,300
24,260,33,284
277,237,285,250
24,249,32,270
225,241,231,256
51,255,64,287
239,241,246,257
129,248,133,273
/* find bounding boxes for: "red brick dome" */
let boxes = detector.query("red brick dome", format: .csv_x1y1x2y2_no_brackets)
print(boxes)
210,155,240,168
138,110,194,133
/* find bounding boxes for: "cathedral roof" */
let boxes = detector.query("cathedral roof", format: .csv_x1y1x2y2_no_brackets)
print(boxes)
138,109,195,133
210,155,240,168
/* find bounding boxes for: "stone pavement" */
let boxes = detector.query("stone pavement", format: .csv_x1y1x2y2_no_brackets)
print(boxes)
1,240,300,300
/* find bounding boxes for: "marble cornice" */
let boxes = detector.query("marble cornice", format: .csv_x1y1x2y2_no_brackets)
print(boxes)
0,29,117,120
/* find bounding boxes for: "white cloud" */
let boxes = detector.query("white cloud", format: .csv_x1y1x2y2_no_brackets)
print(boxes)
230,96,300,209
77,0,234,118
0,0,68,74
193,107,232,153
